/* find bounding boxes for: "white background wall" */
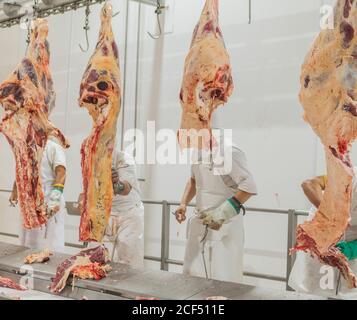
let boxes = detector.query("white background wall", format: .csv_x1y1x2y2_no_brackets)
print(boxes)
0,0,352,290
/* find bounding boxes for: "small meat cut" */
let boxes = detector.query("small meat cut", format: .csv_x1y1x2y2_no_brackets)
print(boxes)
24,248,52,264
50,245,110,293
0,277,26,291
178,0,233,149
0,19,69,229
293,0,357,288
79,2,121,242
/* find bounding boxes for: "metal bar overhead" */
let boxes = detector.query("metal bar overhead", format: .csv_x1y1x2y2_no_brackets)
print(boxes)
0,0,159,28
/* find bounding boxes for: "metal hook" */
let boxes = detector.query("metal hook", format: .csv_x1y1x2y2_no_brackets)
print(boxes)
147,0,165,40
79,1,90,52
248,0,252,24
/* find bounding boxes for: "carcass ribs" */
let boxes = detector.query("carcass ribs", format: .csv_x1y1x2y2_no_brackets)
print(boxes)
293,0,357,288
0,277,26,291
0,19,69,229
79,2,121,242
178,0,233,149
25,248,52,264
50,245,110,293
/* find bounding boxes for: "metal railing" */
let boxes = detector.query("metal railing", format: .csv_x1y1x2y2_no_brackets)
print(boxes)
0,190,309,289
140,200,309,290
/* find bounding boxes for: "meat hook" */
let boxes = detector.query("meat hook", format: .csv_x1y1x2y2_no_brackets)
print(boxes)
79,0,91,52
147,0,165,40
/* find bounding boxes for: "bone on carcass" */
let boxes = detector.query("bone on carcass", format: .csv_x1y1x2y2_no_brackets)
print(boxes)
78,2,121,242
178,0,233,149
24,248,52,264
0,277,26,291
50,245,110,293
293,0,357,288
0,19,69,229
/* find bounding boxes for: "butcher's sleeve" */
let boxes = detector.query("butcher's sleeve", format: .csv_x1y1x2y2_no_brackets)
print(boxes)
47,141,67,171
113,153,138,188
229,148,257,195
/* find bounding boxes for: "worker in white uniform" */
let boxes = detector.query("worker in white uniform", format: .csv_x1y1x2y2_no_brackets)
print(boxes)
175,131,257,283
9,136,67,252
289,171,357,299
78,147,144,268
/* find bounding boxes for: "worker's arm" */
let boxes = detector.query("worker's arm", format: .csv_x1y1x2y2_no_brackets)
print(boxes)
233,189,253,204
112,168,132,196
301,176,326,208
47,165,67,217
9,181,18,206
175,177,196,224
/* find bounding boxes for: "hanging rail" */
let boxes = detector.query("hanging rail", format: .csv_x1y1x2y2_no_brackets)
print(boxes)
0,0,161,29
0,0,106,28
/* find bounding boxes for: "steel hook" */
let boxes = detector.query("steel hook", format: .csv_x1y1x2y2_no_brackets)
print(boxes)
147,0,164,40
79,1,90,52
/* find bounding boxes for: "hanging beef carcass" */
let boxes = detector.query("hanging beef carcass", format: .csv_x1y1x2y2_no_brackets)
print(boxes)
50,245,110,293
178,0,233,149
0,19,69,229
293,0,357,288
79,2,121,242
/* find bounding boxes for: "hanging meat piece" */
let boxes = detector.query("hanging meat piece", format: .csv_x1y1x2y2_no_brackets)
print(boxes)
24,248,52,264
178,0,233,149
293,0,357,288
50,245,110,293
78,2,121,242
0,19,69,229
0,277,26,291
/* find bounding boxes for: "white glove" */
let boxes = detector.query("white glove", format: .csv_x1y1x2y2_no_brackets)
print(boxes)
47,189,62,217
199,197,244,230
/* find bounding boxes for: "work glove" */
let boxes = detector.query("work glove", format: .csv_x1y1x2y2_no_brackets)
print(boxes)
47,188,63,218
112,168,132,195
336,240,357,261
199,197,245,231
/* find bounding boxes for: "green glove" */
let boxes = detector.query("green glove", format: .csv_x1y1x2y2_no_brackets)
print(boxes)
336,240,357,261
199,197,245,230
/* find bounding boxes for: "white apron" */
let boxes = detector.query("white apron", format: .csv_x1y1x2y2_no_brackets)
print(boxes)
18,140,66,252
183,162,244,284
103,203,145,268
289,172,357,299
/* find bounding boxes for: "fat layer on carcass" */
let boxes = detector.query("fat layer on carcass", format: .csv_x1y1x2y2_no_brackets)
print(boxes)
0,277,26,291
293,0,357,288
50,245,110,293
78,2,121,242
0,19,69,229
178,0,233,149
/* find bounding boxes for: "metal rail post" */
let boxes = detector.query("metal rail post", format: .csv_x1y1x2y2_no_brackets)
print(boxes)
160,201,170,271
286,209,298,291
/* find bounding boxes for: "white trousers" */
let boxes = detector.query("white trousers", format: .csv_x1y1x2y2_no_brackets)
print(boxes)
102,204,145,268
183,214,244,283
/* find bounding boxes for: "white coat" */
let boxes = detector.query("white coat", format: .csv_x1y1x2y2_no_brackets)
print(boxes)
183,140,257,284
18,138,66,252
289,168,357,299
102,150,144,268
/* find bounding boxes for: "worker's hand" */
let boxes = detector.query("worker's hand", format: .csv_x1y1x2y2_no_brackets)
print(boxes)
336,240,357,261
199,197,243,231
46,189,62,218
112,168,132,196
78,193,84,213
175,205,187,224
9,188,18,207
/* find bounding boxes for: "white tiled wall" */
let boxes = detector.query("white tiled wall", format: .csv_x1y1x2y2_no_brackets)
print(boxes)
0,0,352,289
